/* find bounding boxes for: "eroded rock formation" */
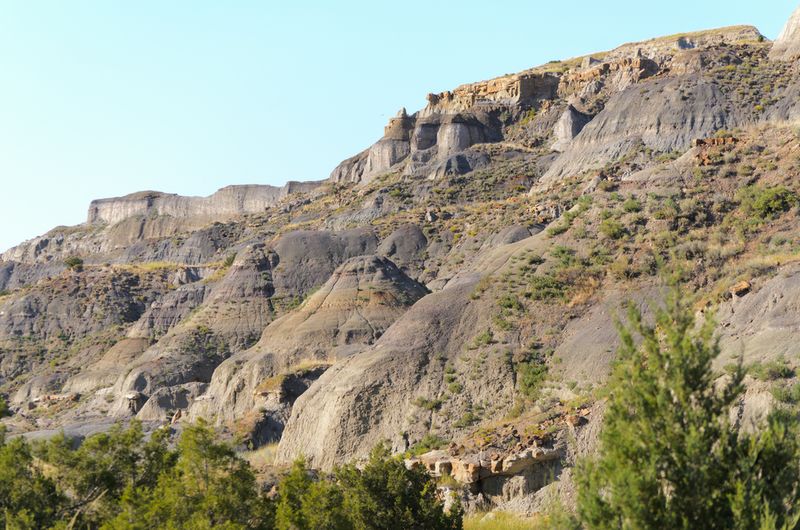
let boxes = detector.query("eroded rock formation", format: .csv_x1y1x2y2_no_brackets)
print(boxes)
88,183,323,226
771,5,800,61
4,9,800,517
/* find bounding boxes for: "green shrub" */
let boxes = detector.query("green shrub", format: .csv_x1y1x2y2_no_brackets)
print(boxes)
414,397,444,411
771,382,800,404
63,256,84,271
737,164,755,177
546,223,569,237
527,254,545,266
407,434,449,456
519,109,536,126
749,358,795,381
737,185,798,220
551,245,577,268
279,445,461,530
599,219,626,240
454,412,479,428
471,329,494,348
527,275,566,301
598,180,618,192
652,197,680,220
222,253,237,267
492,315,513,331
622,197,642,213
448,382,464,394
518,360,548,400
498,295,524,312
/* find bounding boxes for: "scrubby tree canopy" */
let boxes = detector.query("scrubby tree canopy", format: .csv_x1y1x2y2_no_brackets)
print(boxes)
0,420,458,530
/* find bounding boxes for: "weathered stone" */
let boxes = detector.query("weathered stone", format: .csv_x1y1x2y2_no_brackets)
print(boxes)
552,105,592,152
87,183,323,226
771,6,800,61
730,280,752,298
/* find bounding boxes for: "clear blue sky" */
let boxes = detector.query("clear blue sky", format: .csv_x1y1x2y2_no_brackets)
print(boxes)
0,1,796,252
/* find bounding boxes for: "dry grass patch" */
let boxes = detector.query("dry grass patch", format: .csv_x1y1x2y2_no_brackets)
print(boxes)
464,511,547,530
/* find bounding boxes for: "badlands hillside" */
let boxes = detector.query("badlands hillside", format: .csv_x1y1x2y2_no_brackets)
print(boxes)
5,5,800,514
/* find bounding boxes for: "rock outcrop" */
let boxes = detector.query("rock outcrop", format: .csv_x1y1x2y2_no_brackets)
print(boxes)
275,273,502,468
105,244,277,415
329,25,765,187
88,183,322,226
551,105,592,152
329,110,504,184
542,76,741,181
605,25,763,63
408,443,562,505
770,6,800,61
422,72,560,114
188,254,428,444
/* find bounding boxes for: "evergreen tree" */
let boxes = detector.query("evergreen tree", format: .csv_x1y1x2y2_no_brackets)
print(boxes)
0,428,63,529
575,287,800,529
335,444,462,530
108,419,274,529
275,458,315,530
36,420,176,526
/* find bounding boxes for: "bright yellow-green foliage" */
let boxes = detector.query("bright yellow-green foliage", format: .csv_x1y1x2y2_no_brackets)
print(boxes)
464,504,579,530
464,512,543,530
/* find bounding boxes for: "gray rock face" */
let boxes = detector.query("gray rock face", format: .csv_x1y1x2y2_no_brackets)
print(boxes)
0,267,173,397
543,76,738,181
272,228,379,297
126,281,208,339
118,223,245,266
716,266,800,365
0,261,65,292
376,224,428,276
189,254,428,444
429,150,492,180
61,281,209,395
11,374,68,405
136,382,207,422
88,183,322,226
251,254,428,362
329,110,503,184
273,224,686,469
482,225,535,249
551,105,592,152
770,6,800,61
105,244,276,415
553,289,659,383
276,272,517,469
